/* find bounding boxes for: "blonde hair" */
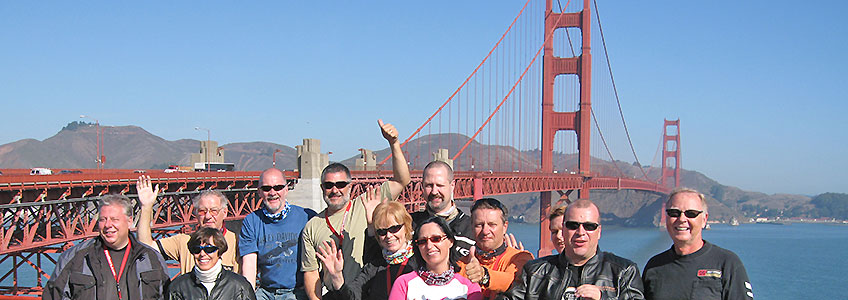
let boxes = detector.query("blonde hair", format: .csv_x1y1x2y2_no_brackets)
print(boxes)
373,201,413,241
548,205,568,221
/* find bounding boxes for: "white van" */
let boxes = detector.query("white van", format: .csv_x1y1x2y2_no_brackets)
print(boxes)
30,168,53,175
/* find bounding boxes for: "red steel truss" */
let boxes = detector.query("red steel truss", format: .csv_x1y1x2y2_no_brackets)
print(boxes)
0,170,667,297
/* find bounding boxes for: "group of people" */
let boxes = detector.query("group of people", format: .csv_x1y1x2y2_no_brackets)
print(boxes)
42,119,753,300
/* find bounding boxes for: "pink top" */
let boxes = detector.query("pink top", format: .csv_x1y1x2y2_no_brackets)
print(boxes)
388,270,482,300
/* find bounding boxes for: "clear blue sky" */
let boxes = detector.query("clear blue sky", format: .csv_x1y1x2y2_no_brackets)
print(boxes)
1,1,846,195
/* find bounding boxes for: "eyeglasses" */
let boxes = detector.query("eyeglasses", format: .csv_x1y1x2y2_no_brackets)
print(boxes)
564,221,600,231
414,235,448,245
196,207,223,216
666,209,704,218
259,185,286,192
376,224,404,237
188,245,219,255
321,181,350,190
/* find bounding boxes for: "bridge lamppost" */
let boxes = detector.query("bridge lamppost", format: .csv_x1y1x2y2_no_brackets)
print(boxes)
273,149,282,167
195,127,211,171
79,115,103,171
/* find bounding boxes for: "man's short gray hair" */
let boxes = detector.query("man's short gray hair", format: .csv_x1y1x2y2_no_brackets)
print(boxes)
193,190,229,209
99,194,134,219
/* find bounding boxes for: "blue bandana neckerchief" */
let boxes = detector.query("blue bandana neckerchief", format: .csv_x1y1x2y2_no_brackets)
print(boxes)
263,202,291,222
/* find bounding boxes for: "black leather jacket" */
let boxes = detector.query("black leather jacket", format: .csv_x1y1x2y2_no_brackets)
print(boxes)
499,249,645,300
167,269,256,300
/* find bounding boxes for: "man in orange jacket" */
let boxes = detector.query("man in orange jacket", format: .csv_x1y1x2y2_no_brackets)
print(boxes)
460,198,534,300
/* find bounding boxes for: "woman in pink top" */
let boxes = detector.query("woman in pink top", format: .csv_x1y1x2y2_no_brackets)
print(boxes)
389,216,482,300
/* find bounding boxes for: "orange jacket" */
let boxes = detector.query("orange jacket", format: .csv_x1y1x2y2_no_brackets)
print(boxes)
460,247,534,300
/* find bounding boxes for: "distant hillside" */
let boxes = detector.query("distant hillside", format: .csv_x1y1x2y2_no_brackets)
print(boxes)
0,124,822,225
337,133,816,225
0,124,296,171
222,142,297,171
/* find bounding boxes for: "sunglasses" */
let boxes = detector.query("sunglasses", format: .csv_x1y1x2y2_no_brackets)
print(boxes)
259,185,286,192
376,224,404,236
564,221,600,231
322,181,350,190
666,209,704,218
414,235,448,246
188,245,219,255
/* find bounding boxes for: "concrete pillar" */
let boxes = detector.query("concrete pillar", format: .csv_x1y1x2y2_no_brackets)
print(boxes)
288,138,329,212
355,149,376,171
433,148,454,170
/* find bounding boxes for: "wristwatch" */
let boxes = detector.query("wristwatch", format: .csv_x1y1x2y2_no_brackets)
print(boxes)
480,267,491,287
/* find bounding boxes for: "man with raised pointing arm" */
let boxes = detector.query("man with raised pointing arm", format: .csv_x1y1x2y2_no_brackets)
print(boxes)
301,119,411,300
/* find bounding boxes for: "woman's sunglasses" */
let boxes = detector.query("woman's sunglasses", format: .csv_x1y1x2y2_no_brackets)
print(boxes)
665,209,703,218
376,224,403,237
564,221,600,231
189,245,219,255
414,235,448,245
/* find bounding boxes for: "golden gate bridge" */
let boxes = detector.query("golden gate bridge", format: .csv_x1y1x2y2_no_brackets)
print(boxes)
0,0,682,297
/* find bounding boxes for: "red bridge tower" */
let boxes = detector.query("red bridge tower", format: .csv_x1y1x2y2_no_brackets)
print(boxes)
661,119,681,188
539,0,593,256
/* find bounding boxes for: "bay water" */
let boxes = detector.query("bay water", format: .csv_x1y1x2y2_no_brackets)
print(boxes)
508,222,848,299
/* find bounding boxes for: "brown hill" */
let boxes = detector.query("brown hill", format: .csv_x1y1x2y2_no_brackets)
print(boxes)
339,133,813,225
0,124,296,171
222,142,297,171
0,125,813,225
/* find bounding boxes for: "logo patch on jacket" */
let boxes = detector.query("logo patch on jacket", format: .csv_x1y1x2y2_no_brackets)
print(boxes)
697,269,721,278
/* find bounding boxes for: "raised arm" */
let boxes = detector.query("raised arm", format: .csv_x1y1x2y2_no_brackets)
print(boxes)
378,119,410,200
136,175,160,251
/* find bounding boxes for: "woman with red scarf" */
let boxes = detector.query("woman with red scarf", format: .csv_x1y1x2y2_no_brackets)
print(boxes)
388,216,482,300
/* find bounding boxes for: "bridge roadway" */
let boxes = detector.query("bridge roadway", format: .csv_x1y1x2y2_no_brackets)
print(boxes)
0,170,667,297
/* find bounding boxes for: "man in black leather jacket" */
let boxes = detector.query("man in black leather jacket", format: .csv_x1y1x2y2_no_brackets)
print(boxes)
499,200,644,300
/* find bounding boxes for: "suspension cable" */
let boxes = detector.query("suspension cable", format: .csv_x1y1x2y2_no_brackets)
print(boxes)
378,0,534,165
593,0,650,180
590,107,626,177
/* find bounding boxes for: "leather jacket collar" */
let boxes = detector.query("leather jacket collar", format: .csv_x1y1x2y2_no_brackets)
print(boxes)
558,246,602,268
